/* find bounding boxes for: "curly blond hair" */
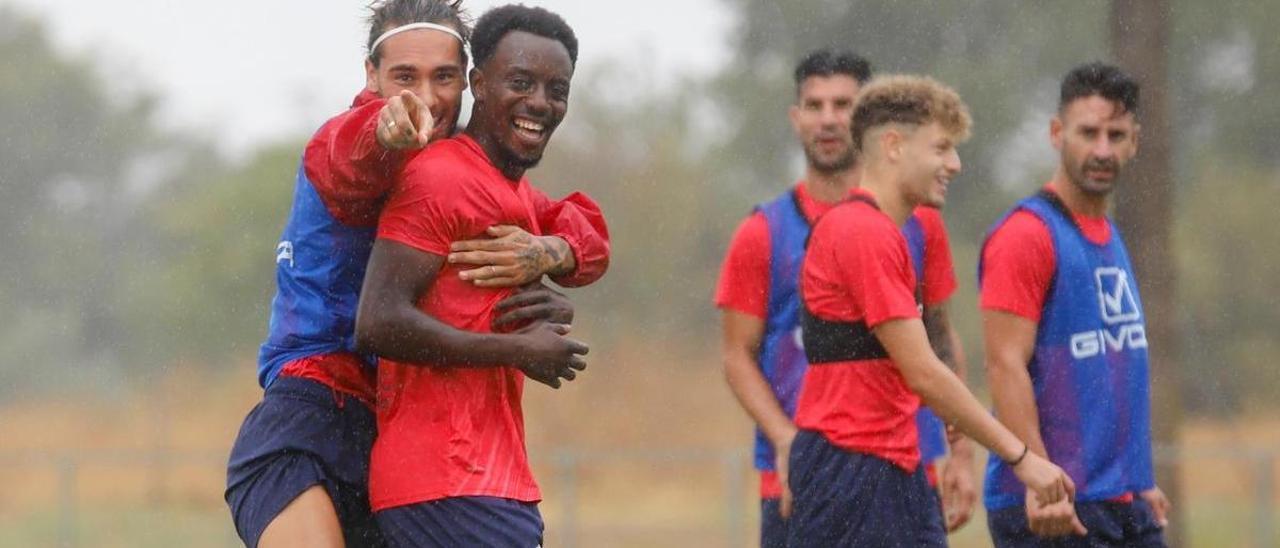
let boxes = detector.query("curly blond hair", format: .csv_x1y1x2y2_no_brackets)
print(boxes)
850,75,972,155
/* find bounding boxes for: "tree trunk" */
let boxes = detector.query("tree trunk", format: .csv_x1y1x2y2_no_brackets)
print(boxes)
1110,1,1183,545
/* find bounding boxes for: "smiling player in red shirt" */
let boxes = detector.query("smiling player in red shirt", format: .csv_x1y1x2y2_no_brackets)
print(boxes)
354,6,604,547
786,75,1076,547
715,50,977,546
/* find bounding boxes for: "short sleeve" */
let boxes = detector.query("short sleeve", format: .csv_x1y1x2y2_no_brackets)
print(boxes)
979,210,1056,321
714,213,771,319
915,207,958,306
376,161,468,257
836,215,920,328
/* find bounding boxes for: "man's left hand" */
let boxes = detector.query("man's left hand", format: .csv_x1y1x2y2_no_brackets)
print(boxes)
450,225,573,287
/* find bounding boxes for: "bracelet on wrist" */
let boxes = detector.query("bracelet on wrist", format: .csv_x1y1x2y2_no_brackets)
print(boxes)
1005,444,1030,467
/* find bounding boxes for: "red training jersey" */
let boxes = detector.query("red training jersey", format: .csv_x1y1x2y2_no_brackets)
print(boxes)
795,188,925,472
716,186,958,494
369,134,606,509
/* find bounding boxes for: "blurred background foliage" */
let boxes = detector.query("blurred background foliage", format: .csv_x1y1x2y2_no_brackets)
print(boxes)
3,1,1280,545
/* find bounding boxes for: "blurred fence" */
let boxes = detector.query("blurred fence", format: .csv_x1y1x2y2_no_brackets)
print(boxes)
0,446,1276,547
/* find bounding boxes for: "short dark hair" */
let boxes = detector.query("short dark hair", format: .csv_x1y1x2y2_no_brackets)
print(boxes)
794,49,872,91
1059,61,1140,114
366,0,471,67
471,4,578,69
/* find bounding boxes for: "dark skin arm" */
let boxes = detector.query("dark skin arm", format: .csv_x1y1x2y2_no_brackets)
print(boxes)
355,239,588,388
492,282,574,331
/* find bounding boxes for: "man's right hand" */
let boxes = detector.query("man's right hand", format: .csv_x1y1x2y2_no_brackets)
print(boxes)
1025,488,1088,537
514,321,588,389
1011,451,1076,508
376,89,433,150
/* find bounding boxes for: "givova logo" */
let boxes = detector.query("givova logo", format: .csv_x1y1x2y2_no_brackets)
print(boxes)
1070,267,1147,359
1095,267,1141,324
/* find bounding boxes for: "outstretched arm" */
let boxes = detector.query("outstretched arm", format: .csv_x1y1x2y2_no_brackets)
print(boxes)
874,318,1075,507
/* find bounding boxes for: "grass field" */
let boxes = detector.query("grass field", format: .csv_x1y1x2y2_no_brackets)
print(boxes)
1,359,1277,547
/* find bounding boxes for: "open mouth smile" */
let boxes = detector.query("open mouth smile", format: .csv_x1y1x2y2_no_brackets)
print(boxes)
513,117,546,144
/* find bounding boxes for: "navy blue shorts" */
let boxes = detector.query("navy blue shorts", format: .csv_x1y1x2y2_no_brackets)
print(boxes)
376,496,544,548
225,376,382,547
988,498,1166,547
760,497,787,548
785,430,946,547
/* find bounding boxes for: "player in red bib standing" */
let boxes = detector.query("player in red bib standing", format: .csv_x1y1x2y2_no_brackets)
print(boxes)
715,50,976,547
355,6,607,547
981,62,1169,547
787,75,1076,547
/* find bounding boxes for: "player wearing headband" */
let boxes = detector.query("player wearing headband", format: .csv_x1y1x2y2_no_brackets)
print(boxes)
786,75,1075,547
224,1,609,546
981,62,1167,547
355,6,600,546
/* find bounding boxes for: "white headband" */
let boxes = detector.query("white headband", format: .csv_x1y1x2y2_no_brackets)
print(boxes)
369,22,464,57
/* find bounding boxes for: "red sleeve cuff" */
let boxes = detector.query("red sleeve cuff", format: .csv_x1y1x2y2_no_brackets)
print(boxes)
866,306,923,330
716,300,767,320
979,301,1042,322
545,192,611,287
923,278,957,307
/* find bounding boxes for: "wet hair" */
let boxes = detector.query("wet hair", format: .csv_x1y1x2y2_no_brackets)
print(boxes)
366,0,471,67
470,4,578,69
794,49,872,93
850,75,972,155
1059,61,1140,114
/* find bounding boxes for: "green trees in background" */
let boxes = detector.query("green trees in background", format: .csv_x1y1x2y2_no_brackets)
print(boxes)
0,8,296,397
0,8,162,396
1,2,1277,415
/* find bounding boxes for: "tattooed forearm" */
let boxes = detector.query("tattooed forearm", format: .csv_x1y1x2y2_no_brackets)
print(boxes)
537,236,574,277
923,305,957,372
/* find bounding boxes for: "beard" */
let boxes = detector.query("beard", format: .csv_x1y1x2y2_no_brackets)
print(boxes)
495,131,550,174
1066,156,1121,196
803,141,855,174
501,145,543,172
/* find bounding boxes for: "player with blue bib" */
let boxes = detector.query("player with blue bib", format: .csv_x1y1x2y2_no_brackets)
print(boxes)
980,62,1169,547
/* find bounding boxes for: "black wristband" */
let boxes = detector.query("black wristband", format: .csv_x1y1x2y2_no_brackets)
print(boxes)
1006,444,1029,467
